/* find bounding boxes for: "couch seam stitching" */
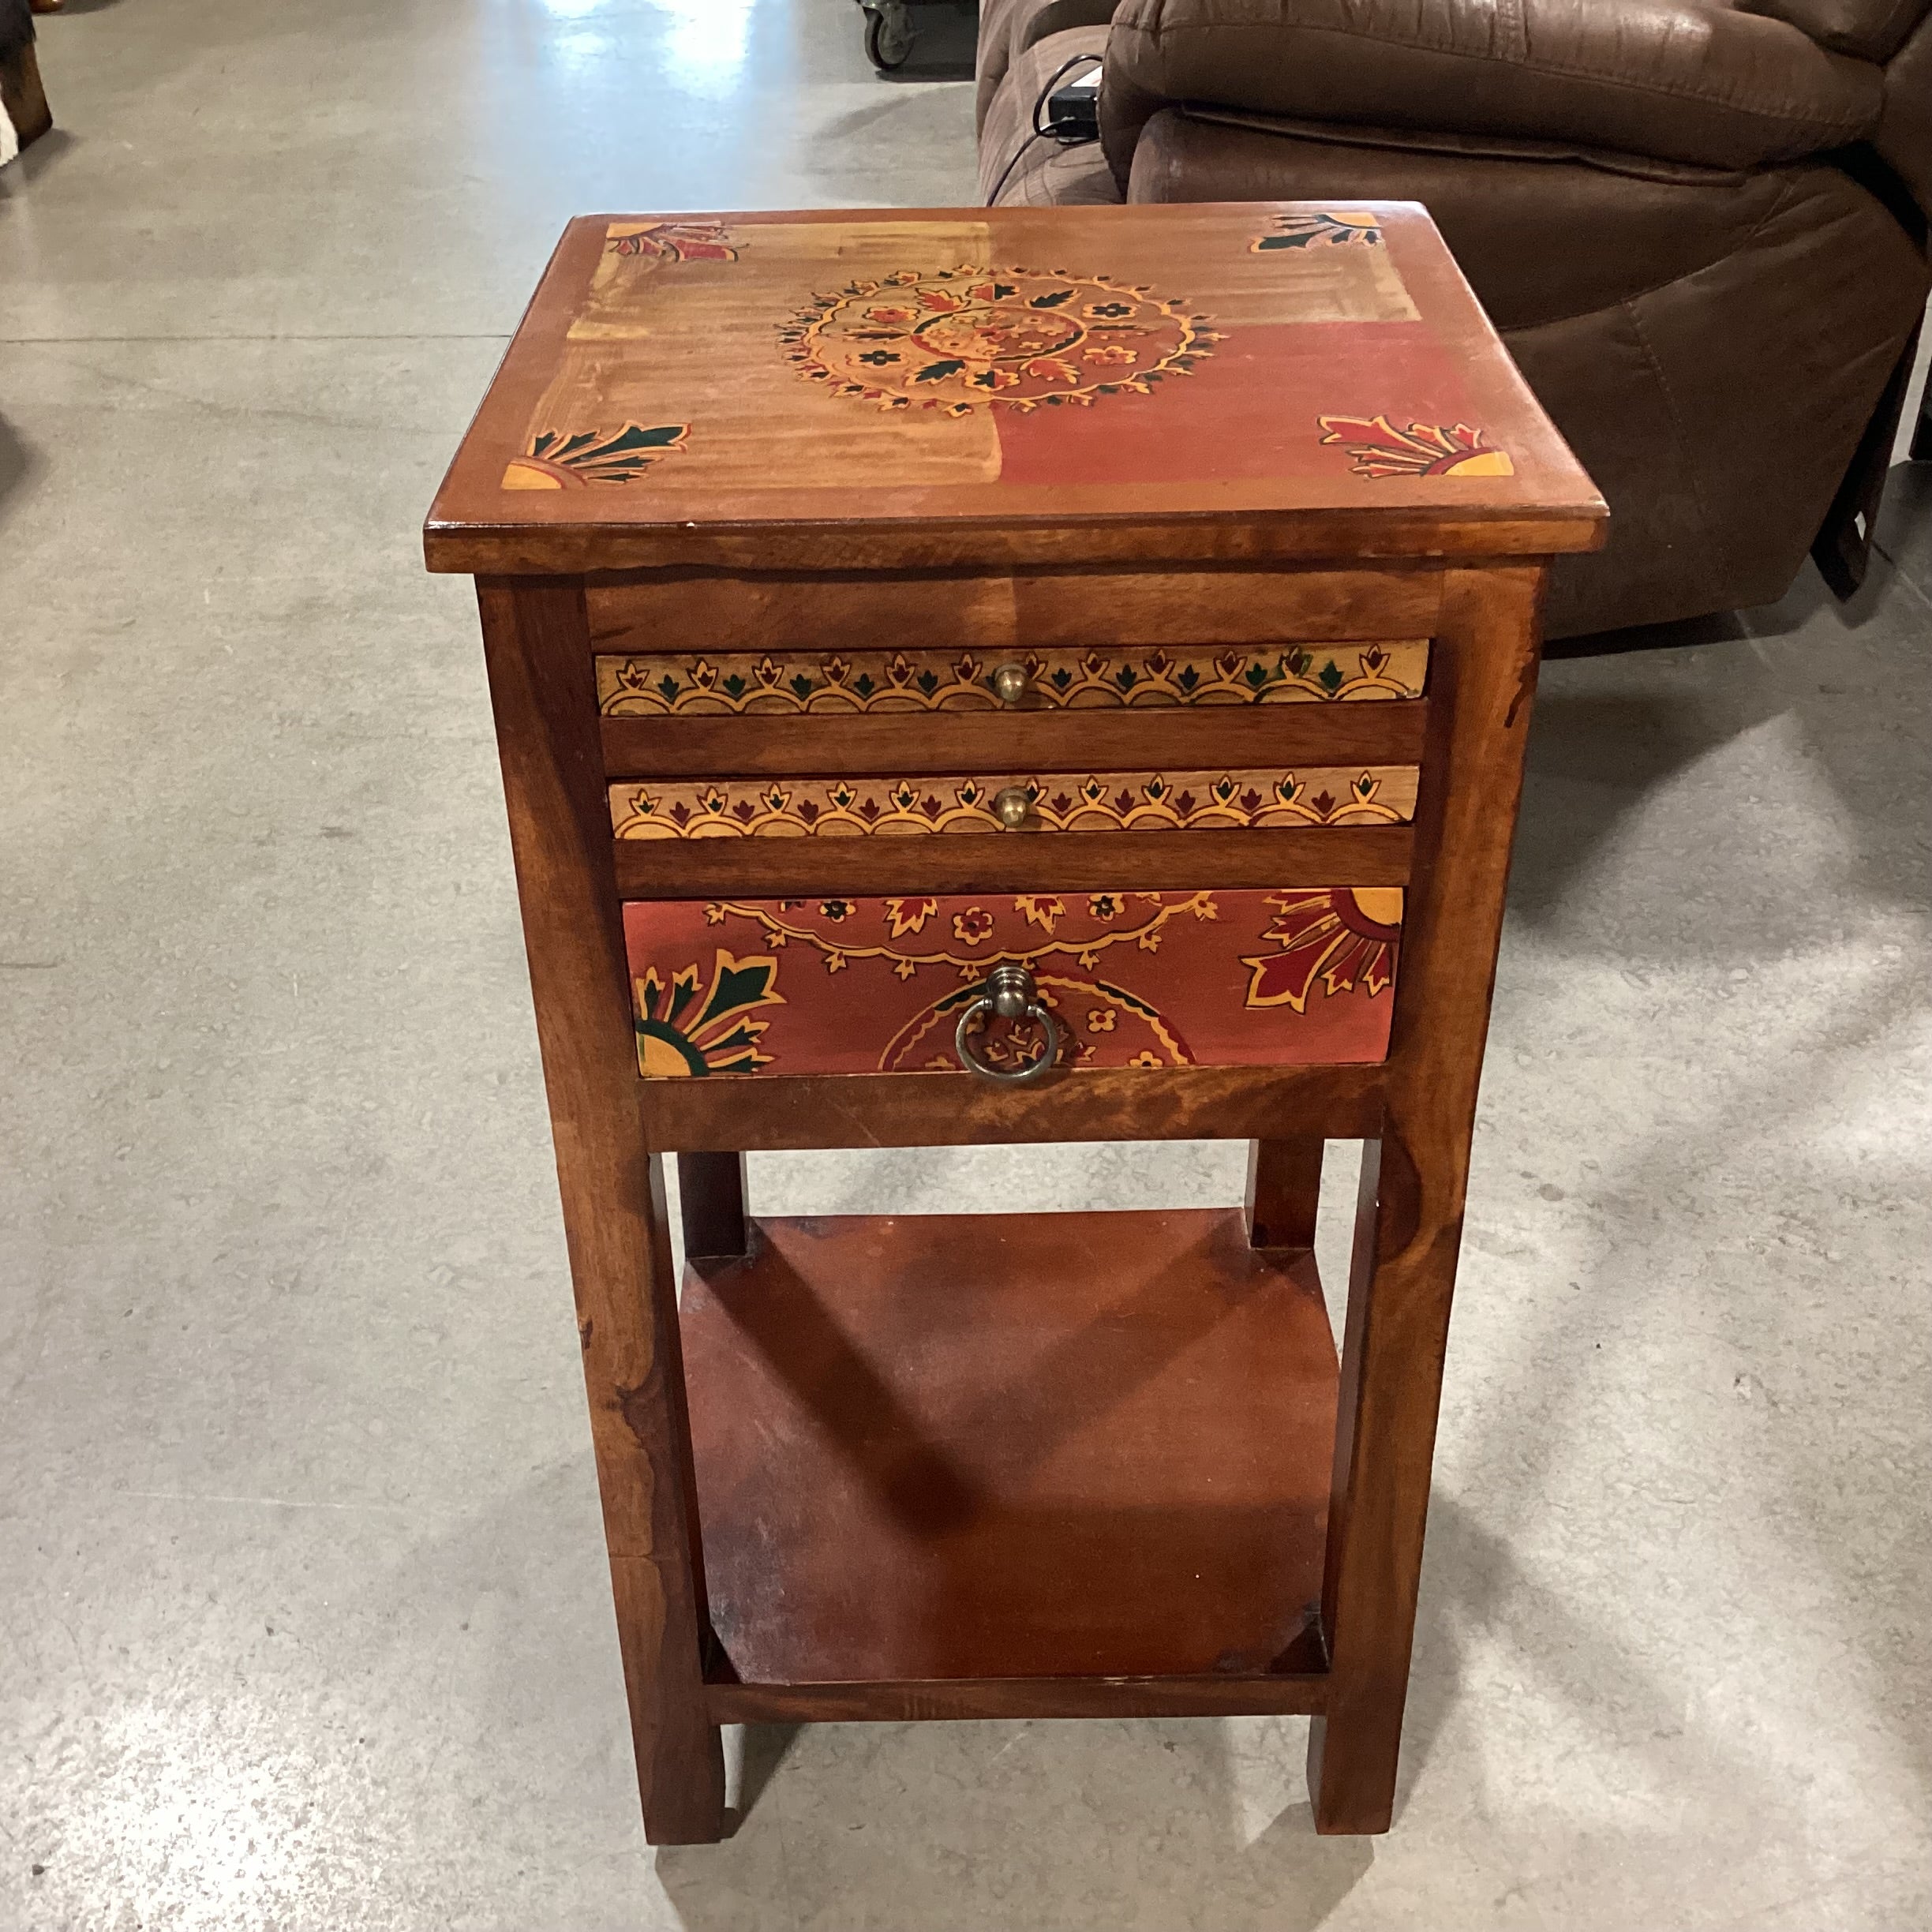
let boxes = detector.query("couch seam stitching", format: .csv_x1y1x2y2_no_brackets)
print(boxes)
1623,294,1735,590
1118,19,1877,137
1498,172,1783,330
1178,103,1750,182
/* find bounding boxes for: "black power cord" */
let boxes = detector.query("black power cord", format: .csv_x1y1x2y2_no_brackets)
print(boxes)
985,52,1104,208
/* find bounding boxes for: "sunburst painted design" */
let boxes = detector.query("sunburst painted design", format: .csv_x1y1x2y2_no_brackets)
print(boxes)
632,949,784,1077
1242,889,1403,1013
503,423,689,490
605,220,739,263
1317,416,1515,480
1252,212,1383,252
781,264,1220,417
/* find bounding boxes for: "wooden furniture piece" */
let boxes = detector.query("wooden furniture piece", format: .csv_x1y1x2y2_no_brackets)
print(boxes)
426,201,1603,1844
1,0,53,163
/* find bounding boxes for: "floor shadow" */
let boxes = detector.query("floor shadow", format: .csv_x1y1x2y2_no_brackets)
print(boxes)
1393,1491,1822,1821
1871,453,1932,582
0,414,41,530
1735,550,1900,642
727,1722,799,1830
1511,546,1932,951
0,122,73,187
1447,559,1932,1818
361,1452,1369,1926
1393,1495,1636,1817
1507,678,1773,927
1544,609,1750,661
660,1717,1376,1932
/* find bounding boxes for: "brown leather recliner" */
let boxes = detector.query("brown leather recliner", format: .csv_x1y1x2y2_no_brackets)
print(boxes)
976,0,1932,639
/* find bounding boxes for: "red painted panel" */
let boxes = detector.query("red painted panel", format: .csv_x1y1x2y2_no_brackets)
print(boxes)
993,320,1488,489
623,889,1400,1079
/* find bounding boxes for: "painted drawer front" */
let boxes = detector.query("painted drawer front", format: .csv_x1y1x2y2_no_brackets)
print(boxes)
596,640,1426,716
623,889,1400,1078
610,766,1417,839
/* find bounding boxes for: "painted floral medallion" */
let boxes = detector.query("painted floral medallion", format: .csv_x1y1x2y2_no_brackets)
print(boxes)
782,264,1220,416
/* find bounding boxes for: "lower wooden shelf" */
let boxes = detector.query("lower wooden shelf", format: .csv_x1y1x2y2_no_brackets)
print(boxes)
680,1208,1340,1721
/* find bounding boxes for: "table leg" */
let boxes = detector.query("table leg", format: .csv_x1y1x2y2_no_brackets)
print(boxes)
477,578,726,1844
678,1152,749,1260
1243,1140,1324,1250
1309,567,1545,1833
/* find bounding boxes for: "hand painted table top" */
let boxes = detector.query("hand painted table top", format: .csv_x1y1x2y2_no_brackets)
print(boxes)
425,203,1604,574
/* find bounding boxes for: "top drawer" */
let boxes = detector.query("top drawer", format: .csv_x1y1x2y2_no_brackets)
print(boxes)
597,641,1428,717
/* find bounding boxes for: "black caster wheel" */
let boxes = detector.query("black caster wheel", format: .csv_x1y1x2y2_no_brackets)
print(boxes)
865,8,915,72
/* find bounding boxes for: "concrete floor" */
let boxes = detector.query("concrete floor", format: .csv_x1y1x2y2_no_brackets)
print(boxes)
2,2,1930,1927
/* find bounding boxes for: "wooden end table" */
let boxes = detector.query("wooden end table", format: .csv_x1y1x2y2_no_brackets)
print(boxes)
425,202,1604,1844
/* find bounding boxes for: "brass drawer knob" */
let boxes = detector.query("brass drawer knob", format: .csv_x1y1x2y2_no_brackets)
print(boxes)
955,964,1060,1084
991,661,1029,706
993,784,1032,830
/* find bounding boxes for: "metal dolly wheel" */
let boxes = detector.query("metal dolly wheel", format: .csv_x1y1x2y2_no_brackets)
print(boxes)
856,0,916,72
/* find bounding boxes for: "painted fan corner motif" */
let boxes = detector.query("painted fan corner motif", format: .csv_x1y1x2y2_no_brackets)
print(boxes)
604,219,740,264
1252,212,1384,252
1242,889,1403,1013
502,422,690,489
1318,415,1515,481
633,948,784,1076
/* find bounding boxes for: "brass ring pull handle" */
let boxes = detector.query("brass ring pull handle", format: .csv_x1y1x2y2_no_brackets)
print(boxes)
955,964,1060,1084
991,661,1030,706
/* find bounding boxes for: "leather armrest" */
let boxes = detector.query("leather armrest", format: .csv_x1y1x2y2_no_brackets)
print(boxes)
1101,0,1885,179
1735,0,1926,65
980,0,1121,135
1020,0,1125,43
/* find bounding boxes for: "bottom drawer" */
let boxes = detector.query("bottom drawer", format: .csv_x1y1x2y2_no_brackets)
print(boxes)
623,889,1400,1079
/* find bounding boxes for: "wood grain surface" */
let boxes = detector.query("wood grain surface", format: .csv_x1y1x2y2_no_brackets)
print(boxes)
681,1211,1338,1688
474,579,726,1844
586,565,1443,655
638,1059,1386,1151
426,204,1604,575
601,702,1429,778
1305,566,1549,1833
611,825,1414,897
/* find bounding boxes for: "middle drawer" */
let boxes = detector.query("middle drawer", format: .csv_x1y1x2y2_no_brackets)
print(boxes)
608,766,1419,840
